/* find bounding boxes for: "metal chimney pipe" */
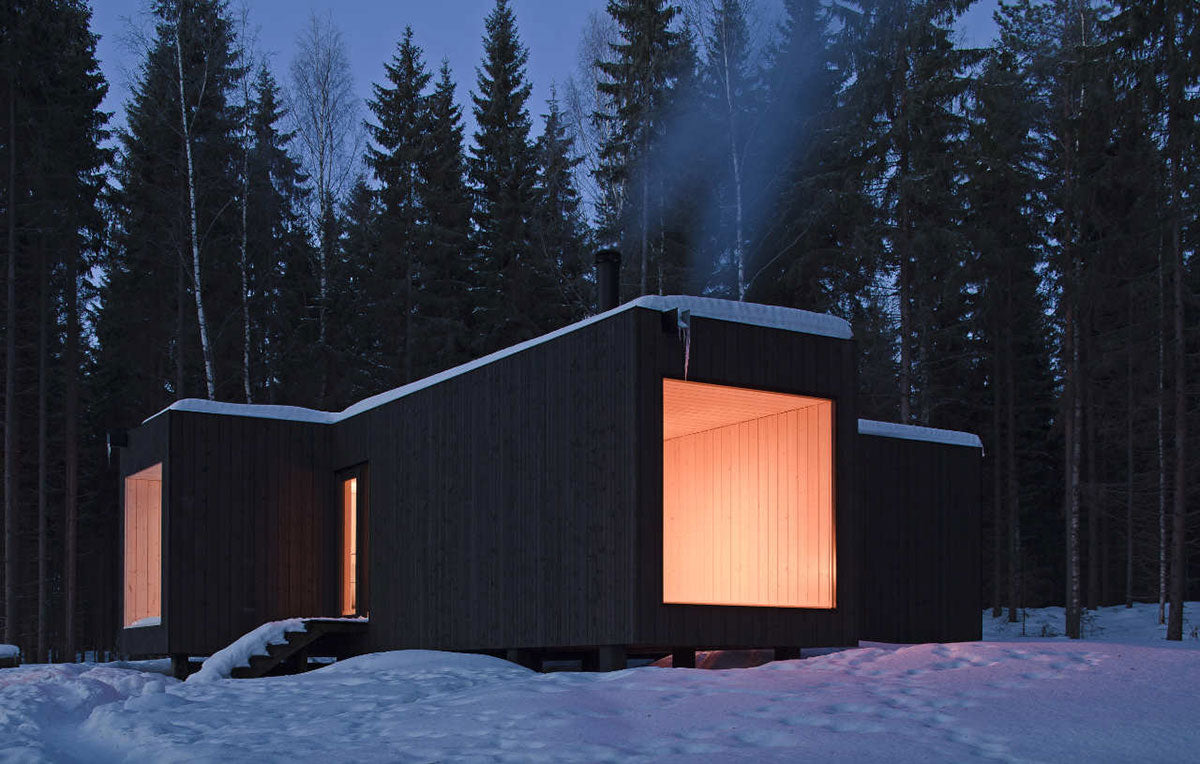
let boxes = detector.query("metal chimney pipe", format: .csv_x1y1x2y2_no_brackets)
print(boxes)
595,248,621,312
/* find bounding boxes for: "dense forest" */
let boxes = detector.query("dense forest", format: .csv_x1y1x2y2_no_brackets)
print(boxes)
0,0,1196,660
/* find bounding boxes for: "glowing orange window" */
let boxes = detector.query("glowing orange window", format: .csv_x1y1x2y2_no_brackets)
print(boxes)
662,379,835,608
124,463,162,627
341,477,359,616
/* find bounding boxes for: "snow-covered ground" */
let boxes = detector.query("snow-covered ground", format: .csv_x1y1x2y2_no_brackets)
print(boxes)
1,603,1197,763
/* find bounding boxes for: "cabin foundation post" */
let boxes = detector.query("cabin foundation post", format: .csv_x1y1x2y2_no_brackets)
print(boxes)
170,653,191,680
594,645,626,672
671,649,695,668
774,647,802,662
505,648,542,672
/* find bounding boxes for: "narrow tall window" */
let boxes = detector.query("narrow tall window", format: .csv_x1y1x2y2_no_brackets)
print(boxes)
124,463,162,627
342,477,358,616
662,380,836,608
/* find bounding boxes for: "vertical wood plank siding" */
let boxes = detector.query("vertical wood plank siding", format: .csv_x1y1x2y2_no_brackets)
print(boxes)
858,434,982,643
635,310,859,650
123,304,901,656
164,412,333,655
336,311,640,651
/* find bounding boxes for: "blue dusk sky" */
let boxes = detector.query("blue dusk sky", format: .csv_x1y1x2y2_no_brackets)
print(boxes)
90,0,1001,138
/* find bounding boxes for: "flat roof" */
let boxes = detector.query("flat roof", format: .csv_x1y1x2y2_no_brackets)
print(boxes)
857,419,983,449
145,295,853,425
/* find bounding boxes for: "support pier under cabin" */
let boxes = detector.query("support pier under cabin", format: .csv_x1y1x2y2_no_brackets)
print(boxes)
117,295,982,671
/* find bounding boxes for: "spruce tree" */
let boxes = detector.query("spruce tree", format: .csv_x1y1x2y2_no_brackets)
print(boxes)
749,0,876,319
595,0,682,295
699,0,756,299
841,0,980,427
531,91,591,321
99,0,243,419
243,66,315,406
368,27,430,386
331,178,388,405
414,62,476,378
469,0,545,352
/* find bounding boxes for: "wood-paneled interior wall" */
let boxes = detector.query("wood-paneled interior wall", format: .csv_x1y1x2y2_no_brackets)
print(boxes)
663,399,834,608
124,463,162,627
342,477,357,616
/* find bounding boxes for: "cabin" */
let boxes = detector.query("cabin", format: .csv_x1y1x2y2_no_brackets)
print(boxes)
117,282,982,673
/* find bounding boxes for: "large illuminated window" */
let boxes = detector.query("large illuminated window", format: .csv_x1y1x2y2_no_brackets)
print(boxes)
662,380,835,608
124,463,162,627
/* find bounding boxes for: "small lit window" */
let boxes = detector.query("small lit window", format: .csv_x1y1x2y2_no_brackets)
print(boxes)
342,477,358,616
124,463,162,627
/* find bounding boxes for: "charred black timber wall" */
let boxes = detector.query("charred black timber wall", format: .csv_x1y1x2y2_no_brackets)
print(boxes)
633,309,860,650
337,306,859,653
858,434,982,644
162,411,335,655
335,310,640,652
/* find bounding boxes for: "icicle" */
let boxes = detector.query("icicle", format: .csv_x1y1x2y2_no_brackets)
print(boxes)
676,309,692,380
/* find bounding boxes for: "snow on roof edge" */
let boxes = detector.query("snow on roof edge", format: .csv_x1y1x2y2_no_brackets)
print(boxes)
857,419,983,449
145,296,851,426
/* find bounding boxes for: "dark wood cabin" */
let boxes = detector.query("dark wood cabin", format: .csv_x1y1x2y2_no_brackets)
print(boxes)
118,295,981,669
857,421,983,644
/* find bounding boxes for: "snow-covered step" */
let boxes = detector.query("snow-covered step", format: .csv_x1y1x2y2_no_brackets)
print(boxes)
189,618,368,681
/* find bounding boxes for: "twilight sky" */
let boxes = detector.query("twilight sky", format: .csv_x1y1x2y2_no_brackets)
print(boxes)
90,0,999,140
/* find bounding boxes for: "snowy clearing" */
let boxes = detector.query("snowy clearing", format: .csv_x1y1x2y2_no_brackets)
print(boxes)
1,604,1197,763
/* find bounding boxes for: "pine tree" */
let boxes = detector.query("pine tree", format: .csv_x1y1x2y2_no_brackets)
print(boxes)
531,90,591,321
966,8,1057,621
1038,0,1114,639
469,0,545,352
1110,0,1198,639
368,27,430,386
413,62,476,378
1,0,108,657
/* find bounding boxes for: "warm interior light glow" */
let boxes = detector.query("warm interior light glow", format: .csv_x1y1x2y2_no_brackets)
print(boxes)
342,477,358,616
662,380,835,608
124,463,162,627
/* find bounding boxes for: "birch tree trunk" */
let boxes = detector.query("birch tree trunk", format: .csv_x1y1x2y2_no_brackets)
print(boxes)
239,70,252,403
292,13,359,405
645,39,653,297
174,10,216,399
715,11,745,300
897,200,912,423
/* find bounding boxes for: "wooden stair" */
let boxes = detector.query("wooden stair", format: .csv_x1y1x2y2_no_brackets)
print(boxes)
230,619,368,679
